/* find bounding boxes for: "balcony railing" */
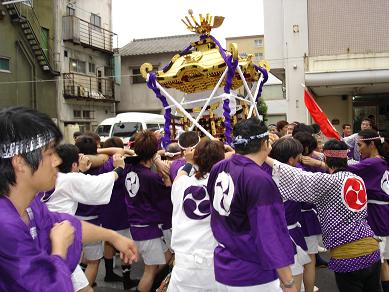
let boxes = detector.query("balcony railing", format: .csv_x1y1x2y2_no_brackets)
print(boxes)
63,73,114,102
62,16,117,53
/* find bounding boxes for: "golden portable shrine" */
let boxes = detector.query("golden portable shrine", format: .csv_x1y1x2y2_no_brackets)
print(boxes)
141,10,269,146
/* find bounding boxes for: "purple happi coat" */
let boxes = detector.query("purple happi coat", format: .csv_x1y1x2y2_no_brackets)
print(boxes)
261,163,307,253
124,163,172,241
272,160,380,272
76,157,114,225
0,196,82,291
169,158,186,182
207,155,294,286
100,169,131,231
348,157,389,236
299,162,323,237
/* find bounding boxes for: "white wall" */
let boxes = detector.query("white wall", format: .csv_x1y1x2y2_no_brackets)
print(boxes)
315,95,353,133
264,0,309,123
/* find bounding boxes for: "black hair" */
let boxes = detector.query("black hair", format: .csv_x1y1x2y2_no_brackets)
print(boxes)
133,130,158,161
292,123,314,136
276,120,288,132
270,137,303,164
233,117,269,155
103,136,124,148
358,129,389,163
56,144,79,173
293,131,317,155
311,124,321,135
178,131,199,148
166,142,181,153
0,107,62,195
323,139,348,170
73,131,82,139
342,123,351,129
75,135,98,155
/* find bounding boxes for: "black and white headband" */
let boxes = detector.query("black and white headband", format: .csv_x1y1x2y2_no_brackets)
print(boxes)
177,135,201,151
233,131,269,146
0,132,55,159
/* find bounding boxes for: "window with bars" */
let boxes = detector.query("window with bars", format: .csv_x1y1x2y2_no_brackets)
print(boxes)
70,58,86,74
89,63,96,74
83,110,91,119
73,110,81,118
0,57,10,72
90,13,101,30
131,68,146,84
254,39,263,47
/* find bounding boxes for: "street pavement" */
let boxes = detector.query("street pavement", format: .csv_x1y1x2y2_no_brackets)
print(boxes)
95,252,338,292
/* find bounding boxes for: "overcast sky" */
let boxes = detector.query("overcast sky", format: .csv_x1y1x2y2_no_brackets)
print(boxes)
112,0,264,47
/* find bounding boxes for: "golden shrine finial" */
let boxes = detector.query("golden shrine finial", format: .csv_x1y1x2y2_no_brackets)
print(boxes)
181,9,225,35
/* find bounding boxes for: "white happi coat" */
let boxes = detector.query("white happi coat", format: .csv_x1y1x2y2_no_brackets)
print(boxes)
169,173,217,292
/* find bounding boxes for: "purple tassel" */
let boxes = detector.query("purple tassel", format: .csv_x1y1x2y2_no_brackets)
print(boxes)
254,65,269,103
146,73,171,148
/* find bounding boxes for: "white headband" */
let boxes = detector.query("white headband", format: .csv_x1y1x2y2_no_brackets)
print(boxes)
0,132,55,159
177,135,201,151
164,151,181,158
233,131,269,146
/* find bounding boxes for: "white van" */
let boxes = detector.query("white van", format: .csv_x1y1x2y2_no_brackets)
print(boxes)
95,112,165,144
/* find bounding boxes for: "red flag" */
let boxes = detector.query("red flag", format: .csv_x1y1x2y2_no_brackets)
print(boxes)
304,88,341,140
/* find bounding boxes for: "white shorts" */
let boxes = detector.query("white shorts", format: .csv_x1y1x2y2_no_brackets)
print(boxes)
84,241,103,261
162,228,172,252
116,228,132,239
290,245,311,276
379,236,389,260
215,279,282,292
168,266,217,292
136,237,166,266
304,235,321,254
71,265,89,291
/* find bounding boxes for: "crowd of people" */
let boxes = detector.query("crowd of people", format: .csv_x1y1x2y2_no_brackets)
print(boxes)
0,106,388,292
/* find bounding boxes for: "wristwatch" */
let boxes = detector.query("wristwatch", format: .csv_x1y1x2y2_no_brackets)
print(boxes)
282,278,295,289
113,166,124,176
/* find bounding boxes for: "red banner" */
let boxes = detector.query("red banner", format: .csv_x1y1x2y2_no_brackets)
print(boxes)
304,88,341,140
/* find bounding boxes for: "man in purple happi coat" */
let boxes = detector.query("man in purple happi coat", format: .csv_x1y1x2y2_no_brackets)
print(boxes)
207,118,296,291
0,107,138,291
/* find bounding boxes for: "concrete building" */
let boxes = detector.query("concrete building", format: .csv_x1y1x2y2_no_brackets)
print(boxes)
56,0,117,134
0,0,58,117
226,34,287,124
264,0,389,133
226,35,264,61
118,34,197,113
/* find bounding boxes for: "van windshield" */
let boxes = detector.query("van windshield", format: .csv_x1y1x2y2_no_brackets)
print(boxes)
112,122,141,138
96,125,111,136
146,123,163,130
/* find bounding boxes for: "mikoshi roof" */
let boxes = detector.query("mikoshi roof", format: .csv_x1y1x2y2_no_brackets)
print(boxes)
119,34,198,56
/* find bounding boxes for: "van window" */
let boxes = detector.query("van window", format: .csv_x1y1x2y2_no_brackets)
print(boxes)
146,123,162,130
96,125,111,136
112,122,141,138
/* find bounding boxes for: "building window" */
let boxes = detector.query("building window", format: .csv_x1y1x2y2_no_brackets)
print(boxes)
90,13,101,29
0,57,10,72
89,63,96,74
254,52,263,60
73,110,81,118
66,5,75,16
254,39,263,47
70,58,86,74
83,110,91,119
131,68,145,84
